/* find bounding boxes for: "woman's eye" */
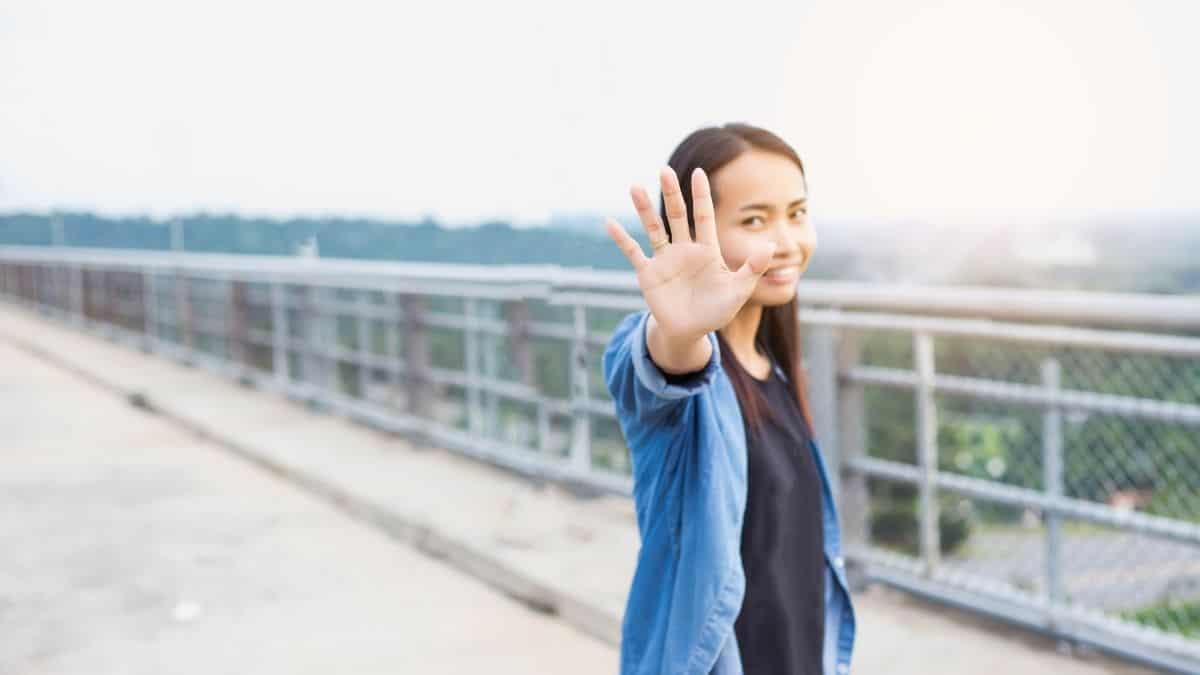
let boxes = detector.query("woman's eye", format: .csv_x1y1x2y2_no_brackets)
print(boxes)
742,215,765,226
790,209,807,220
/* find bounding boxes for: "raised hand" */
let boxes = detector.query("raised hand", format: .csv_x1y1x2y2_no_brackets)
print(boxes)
605,166,777,346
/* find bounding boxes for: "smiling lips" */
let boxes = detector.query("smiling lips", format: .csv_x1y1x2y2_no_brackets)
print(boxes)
764,264,800,283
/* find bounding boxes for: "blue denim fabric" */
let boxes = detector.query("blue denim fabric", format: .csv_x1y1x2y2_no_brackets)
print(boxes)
603,309,856,675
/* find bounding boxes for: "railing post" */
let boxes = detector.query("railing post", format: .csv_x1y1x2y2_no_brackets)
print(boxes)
54,265,67,317
54,265,65,315
464,297,483,435
69,264,84,326
143,268,158,352
1042,357,1064,614
175,267,194,363
18,264,32,307
403,295,433,421
229,278,249,381
385,292,401,407
271,281,290,389
80,268,93,323
569,304,591,473
915,331,941,575
481,303,499,439
109,270,123,333
805,323,841,499
356,290,372,401
837,330,870,586
106,269,122,336
507,299,545,451
303,286,333,403
34,264,48,314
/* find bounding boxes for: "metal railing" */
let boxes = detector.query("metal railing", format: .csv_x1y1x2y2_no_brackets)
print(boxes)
2,245,1198,673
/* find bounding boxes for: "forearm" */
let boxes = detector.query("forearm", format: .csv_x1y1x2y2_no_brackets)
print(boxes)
646,313,713,375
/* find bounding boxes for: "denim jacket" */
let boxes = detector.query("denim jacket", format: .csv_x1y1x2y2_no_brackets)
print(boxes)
602,310,856,675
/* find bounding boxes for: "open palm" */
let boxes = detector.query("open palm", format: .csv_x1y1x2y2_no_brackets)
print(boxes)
605,166,776,343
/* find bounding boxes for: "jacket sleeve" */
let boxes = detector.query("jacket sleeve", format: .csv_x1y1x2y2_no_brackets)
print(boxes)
601,309,722,425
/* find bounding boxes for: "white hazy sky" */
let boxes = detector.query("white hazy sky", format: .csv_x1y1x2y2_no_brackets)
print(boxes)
1,0,1197,228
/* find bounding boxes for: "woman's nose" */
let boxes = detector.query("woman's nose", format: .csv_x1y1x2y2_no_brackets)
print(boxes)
770,222,801,255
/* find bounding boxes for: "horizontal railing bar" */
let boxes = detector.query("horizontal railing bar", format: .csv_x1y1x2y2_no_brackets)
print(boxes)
796,282,1200,331
802,307,1200,357
845,456,1200,546
845,366,1200,426
9,246,1199,329
9,247,1200,329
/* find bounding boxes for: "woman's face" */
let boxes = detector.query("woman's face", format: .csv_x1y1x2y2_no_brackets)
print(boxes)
710,148,816,307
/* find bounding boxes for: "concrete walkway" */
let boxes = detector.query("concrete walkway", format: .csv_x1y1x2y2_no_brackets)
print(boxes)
0,303,1157,674
0,322,616,674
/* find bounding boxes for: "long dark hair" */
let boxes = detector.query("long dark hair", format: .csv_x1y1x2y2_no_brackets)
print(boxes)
658,122,815,437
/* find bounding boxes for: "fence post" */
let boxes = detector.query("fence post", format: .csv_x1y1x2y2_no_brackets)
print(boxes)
386,292,401,408
569,304,592,474
507,299,546,452
34,264,48,314
1042,357,1064,616
143,269,158,352
805,323,841,500
104,271,116,330
80,267,93,324
356,290,372,401
69,264,84,326
403,295,433,421
272,281,290,390
304,286,334,403
175,268,194,363
229,278,249,381
464,297,483,436
482,303,499,439
837,330,870,587
914,331,941,575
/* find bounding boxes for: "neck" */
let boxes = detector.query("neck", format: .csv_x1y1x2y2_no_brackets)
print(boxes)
720,301,764,362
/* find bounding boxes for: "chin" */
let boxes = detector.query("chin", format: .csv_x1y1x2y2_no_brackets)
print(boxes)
753,284,798,307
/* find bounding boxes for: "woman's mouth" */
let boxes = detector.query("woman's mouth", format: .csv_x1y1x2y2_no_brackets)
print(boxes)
763,264,800,285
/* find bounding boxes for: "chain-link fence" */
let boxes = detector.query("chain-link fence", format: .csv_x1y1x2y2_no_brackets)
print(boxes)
801,307,1200,672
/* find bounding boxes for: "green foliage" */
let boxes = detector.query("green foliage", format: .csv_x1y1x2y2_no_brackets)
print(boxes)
869,494,972,556
1120,598,1200,638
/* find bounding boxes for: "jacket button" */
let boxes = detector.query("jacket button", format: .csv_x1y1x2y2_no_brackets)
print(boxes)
834,556,844,568
836,663,849,674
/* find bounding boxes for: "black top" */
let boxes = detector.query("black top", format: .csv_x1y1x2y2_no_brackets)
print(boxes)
671,343,825,674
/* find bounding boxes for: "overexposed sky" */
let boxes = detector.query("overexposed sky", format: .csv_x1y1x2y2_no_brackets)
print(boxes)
1,0,1196,227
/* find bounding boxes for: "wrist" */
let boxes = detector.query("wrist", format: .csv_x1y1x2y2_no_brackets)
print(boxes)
647,315,712,375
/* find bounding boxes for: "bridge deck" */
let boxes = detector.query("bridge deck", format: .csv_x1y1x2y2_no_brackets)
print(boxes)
0,317,615,674
0,303,1154,674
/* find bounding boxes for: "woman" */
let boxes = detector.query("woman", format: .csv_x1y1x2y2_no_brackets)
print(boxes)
601,123,856,675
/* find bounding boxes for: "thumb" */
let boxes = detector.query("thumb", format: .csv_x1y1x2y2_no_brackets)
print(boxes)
734,241,777,283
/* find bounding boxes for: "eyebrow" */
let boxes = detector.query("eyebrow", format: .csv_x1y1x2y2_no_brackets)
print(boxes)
738,198,807,212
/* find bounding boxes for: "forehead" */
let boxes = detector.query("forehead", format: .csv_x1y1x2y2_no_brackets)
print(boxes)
711,149,807,207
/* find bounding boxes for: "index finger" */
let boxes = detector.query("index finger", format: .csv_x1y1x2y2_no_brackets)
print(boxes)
660,166,692,243
630,185,669,251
